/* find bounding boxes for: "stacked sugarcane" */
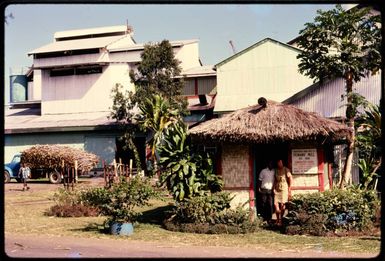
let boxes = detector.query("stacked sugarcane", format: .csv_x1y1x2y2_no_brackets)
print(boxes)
21,144,99,171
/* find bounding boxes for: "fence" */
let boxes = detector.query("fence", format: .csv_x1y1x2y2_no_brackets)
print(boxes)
103,158,137,188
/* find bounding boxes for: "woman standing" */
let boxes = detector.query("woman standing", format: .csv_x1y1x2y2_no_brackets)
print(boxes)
273,159,293,226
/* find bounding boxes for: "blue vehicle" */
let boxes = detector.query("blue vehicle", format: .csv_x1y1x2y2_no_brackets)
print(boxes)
4,153,62,184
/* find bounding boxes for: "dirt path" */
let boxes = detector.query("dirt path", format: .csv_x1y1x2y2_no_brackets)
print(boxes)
4,233,377,258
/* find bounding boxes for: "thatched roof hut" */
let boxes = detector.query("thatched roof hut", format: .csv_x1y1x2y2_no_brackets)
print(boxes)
189,99,352,144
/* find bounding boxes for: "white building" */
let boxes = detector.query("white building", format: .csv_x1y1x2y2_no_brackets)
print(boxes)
5,25,212,167
28,25,201,115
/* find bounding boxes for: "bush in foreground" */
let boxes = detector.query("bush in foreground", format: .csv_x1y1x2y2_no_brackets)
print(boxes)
163,192,260,234
284,187,380,236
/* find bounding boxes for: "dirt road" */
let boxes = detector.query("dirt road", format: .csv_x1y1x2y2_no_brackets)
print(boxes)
4,233,377,258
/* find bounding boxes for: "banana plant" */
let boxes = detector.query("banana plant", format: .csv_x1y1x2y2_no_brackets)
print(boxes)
158,123,203,201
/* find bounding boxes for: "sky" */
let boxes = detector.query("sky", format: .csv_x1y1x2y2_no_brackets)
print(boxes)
4,3,349,104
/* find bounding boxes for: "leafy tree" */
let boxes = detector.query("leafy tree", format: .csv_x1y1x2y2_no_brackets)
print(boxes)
129,40,188,115
296,4,381,188
110,40,188,171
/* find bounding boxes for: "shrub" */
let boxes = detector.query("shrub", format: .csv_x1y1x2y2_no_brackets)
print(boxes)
46,204,100,217
46,187,105,217
101,176,159,223
78,187,111,214
163,192,260,234
285,187,380,235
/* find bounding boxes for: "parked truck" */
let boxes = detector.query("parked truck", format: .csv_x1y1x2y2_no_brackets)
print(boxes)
5,145,99,185
4,153,62,184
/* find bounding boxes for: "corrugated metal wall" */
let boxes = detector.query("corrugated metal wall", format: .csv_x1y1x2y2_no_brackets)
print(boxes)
215,40,314,112
289,72,381,118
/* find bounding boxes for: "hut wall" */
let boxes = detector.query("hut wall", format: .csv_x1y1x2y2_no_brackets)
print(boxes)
221,143,250,188
292,174,319,187
221,143,252,208
228,190,250,209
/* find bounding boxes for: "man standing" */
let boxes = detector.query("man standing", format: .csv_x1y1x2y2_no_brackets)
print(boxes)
257,160,275,223
18,163,31,191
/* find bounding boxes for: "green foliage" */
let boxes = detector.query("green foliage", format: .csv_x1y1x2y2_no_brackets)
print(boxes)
137,94,182,160
163,192,259,234
46,188,103,218
158,123,197,201
172,192,233,224
78,187,111,209
109,84,142,171
51,188,83,206
101,176,159,223
158,123,223,201
129,40,188,115
110,40,189,171
357,158,378,191
194,152,224,193
285,188,380,235
297,4,381,83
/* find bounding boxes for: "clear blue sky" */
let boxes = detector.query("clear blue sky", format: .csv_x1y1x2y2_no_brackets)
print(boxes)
5,3,347,104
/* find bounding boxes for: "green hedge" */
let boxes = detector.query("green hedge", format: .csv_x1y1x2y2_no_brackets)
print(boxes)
284,188,380,235
163,192,260,234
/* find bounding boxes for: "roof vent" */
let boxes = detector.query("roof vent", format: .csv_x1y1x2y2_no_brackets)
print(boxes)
258,97,267,107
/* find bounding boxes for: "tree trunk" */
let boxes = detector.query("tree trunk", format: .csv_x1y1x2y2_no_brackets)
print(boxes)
339,72,355,189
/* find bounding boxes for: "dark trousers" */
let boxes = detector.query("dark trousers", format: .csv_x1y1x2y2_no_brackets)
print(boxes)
259,189,273,221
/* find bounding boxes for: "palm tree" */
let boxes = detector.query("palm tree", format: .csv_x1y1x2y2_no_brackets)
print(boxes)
138,94,181,161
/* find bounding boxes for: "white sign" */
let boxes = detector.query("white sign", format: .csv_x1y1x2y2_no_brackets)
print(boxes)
292,149,318,174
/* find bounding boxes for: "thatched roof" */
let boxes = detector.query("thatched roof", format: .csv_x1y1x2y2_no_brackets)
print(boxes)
189,100,352,144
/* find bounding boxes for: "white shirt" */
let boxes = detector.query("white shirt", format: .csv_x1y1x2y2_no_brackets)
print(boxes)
258,167,275,190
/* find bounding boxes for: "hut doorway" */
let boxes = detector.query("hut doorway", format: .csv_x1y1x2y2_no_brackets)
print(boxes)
252,143,289,218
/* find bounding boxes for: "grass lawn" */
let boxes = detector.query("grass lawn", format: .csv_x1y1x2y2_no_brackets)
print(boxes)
4,184,381,255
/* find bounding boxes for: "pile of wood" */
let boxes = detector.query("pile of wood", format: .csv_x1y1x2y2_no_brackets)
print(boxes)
21,144,99,171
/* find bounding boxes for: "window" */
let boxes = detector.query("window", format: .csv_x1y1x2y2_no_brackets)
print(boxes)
76,66,102,75
50,66,103,77
50,68,75,77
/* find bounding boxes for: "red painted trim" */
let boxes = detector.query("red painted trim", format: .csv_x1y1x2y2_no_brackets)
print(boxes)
194,78,198,95
248,146,255,209
317,148,325,192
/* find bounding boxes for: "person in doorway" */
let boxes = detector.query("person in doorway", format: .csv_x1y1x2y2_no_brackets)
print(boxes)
18,163,31,191
273,159,293,226
257,160,275,223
